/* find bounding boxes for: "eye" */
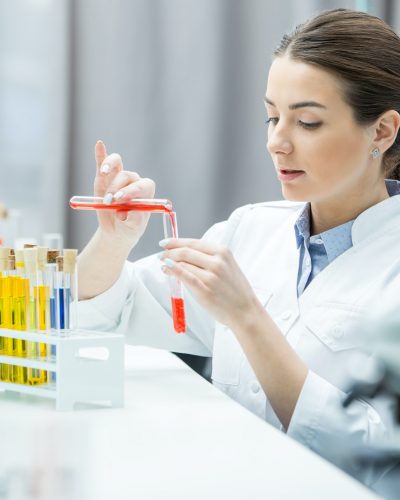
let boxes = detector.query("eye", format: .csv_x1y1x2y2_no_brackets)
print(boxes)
298,120,322,130
265,117,279,125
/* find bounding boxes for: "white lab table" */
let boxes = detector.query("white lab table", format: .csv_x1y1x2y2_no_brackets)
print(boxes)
0,345,377,500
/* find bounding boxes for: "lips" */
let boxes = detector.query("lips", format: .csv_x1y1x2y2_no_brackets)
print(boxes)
278,168,304,174
277,168,305,182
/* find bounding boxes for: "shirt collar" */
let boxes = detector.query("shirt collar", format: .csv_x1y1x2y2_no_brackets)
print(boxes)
293,180,400,254
294,203,353,262
316,221,353,262
294,203,310,249
385,179,400,196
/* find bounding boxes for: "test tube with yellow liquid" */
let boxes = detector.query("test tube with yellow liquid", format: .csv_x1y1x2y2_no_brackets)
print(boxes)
0,248,12,382
63,249,78,331
36,247,50,383
14,250,28,384
23,248,45,385
7,255,20,383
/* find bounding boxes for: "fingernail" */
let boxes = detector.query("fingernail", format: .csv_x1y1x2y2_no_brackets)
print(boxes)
159,238,172,248
100,163,110,174
103,193,113,205
157,251,165,260
114,190,124,200
163,258,175,268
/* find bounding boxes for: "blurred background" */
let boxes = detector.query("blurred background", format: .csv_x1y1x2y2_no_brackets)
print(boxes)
1,0,399,258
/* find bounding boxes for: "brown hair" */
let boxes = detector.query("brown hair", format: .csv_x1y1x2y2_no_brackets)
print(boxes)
274,8,400,180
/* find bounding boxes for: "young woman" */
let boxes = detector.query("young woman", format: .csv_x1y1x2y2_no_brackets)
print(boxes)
78,9,400,489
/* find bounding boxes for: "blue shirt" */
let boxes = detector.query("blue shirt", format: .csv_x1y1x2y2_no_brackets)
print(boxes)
295,179,400,296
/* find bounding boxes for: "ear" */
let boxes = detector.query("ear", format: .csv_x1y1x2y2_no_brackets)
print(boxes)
372,110,400,154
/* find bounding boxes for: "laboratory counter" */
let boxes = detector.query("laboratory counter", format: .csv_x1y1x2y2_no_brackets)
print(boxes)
0,345,378,500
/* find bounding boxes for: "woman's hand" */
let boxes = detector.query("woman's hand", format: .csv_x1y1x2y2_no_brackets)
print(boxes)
94,141,156,247
159,238,262,329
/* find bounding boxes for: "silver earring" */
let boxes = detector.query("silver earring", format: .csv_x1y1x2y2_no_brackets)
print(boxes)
371,148,380,159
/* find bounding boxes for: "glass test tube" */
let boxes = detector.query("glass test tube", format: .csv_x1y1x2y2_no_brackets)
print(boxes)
8,255,19,383
63,249,78,331
55,250,78,333
46,250,59,384
37,247,51,334
0,248,12,382
163,212,186,333
47,250,60,331
23,248,44,385
69,196,172,213
55,256,66,332
15,249,29,384
37,247,50,383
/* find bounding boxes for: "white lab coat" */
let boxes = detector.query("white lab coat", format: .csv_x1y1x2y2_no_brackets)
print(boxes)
78,195,400,489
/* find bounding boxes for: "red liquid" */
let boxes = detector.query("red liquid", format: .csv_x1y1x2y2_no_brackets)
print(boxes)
171,297,186,333
168,212,187,334
69,201,172,212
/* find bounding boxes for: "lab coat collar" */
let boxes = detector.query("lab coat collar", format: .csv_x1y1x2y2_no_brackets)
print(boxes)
351,193,400,245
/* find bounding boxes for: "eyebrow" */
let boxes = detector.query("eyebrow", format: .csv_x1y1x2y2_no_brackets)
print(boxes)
264,97,327,110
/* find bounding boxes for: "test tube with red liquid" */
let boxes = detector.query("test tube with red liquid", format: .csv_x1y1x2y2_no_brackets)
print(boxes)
162,210,186,333
69,196,186,334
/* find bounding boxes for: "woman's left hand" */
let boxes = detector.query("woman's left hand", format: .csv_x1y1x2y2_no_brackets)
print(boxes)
159,238,261,329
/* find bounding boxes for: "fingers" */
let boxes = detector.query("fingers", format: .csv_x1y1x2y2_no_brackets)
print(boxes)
95,140,107,169
161,260,210,293
105,175,155,203
160,246,214,271
93,141,156,209
98,152,124,176
94,143,126,197
159,237,224,256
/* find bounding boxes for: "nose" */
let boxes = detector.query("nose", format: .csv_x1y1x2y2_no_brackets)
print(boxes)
266,124,293,156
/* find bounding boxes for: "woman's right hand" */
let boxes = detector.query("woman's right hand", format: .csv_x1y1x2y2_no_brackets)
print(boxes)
94,140,156,248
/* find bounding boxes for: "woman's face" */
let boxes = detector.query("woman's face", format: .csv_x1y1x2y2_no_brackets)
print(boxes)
265,56,380,203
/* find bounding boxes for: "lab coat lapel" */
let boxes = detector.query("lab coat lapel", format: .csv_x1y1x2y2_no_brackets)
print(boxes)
245,210,300,332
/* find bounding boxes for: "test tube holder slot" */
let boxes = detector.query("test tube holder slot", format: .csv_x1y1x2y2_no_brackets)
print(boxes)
0,329,124,411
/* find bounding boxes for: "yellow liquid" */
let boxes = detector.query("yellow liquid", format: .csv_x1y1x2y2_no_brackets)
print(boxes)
0,297,4,354
34,285,49,384
0,278,13,382
0,364,11,382
15,293,28,384
0,280,50,386
2,279,13,362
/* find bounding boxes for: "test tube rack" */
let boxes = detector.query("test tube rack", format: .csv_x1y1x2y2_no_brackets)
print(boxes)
0,328,124,411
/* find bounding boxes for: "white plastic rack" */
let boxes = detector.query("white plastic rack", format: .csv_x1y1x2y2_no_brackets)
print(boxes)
0,328,124,410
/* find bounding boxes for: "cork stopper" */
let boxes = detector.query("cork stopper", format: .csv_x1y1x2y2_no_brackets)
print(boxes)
0,247,12,272
0,247,12,259
56,256,64,272
8,255,16,271
47,249,60,264
23,247,38,273
63,249,78,273
37,246,48,271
